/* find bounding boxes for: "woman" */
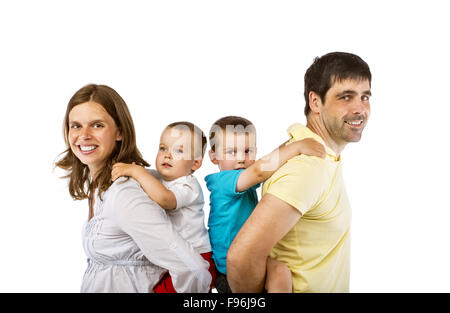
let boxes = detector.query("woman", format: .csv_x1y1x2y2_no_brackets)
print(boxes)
55,84,212,292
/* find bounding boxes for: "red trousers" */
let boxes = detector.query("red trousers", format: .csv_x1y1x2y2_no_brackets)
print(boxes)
153,252,216,293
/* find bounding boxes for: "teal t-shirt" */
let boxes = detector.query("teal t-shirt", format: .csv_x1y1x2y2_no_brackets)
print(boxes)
205,170,260,275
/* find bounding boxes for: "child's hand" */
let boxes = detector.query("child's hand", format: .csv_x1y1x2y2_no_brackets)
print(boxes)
111,162,140,181
295,138,327,158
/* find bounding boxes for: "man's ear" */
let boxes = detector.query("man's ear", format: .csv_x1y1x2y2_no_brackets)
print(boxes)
191,159,203,171
209,149,219,165
308,91,322,114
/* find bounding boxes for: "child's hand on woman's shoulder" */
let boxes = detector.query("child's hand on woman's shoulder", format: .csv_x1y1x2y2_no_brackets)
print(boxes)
112,162,142,181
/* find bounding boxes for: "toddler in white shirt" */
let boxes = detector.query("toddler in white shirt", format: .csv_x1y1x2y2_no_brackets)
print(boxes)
111,121,215,293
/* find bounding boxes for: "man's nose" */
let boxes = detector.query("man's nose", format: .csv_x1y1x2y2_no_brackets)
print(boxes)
352,98,368,115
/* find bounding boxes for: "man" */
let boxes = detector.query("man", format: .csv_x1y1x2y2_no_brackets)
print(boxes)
227,52,372,292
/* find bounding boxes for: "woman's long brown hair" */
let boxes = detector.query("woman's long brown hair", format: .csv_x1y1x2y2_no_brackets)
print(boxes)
55,84,149,200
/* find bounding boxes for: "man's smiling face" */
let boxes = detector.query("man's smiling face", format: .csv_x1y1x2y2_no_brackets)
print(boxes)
319,78,371,146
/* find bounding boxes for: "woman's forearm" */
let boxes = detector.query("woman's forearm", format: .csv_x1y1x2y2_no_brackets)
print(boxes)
114,184,212,292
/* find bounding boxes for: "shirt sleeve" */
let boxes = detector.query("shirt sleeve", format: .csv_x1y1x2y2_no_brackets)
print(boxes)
264,157,329,215
170,177,201,210
112,179,212,293
219,170,259,197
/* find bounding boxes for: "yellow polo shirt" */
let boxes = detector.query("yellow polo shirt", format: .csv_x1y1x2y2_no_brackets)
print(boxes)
263,123,351,292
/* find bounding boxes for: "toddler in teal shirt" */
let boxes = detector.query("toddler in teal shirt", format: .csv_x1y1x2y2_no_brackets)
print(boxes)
205,116,325,293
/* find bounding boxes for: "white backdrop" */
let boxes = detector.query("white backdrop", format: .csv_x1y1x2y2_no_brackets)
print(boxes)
1,0,449,292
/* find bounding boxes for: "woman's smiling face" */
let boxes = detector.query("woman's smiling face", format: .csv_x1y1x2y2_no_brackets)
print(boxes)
68,101,122,178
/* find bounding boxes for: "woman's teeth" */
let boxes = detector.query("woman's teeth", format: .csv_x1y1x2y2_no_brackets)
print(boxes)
80,145,97,151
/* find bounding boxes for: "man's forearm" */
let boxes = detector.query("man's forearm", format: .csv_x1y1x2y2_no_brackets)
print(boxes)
226,194,302,292
227,241,267,292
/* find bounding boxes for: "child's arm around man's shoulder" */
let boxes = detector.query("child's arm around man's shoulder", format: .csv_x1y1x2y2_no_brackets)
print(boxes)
236,138,326,192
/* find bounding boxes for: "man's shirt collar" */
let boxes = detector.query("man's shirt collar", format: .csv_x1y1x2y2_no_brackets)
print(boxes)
287,123,339,161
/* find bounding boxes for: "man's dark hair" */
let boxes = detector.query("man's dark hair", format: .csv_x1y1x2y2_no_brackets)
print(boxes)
304,52,372,116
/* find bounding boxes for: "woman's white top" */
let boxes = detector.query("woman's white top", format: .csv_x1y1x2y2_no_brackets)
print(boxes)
80,177,212,293
149,170,211,254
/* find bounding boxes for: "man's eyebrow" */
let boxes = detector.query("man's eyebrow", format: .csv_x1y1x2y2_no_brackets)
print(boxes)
335,89,372,97
335,90,357,97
